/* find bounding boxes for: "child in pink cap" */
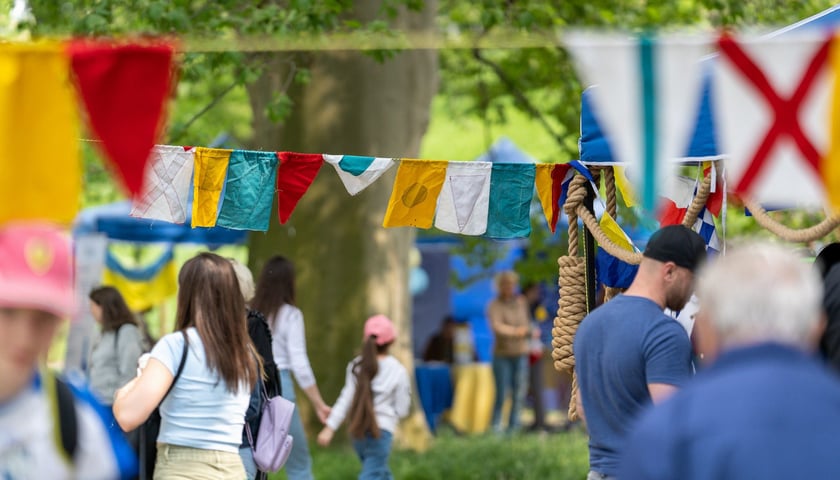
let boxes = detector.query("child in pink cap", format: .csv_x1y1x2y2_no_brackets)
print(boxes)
317,314,411,480
0,223,137,479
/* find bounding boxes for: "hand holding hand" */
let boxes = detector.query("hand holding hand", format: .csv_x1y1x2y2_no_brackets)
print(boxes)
317,427,334,447
316,402,332,424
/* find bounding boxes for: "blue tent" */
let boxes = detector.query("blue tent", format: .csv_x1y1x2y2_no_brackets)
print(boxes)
475,136,538,164
579,5,840,164
73,200,247,246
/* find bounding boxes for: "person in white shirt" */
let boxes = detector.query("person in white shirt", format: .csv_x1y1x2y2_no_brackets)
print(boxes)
251,256,330,480
113,253,260,479
0,223,137,479
317,314,411,480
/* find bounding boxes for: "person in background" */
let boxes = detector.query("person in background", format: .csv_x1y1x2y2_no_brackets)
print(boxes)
113,253,259,479
521,282,549,432
87,286,148,407
0,223,137,479
317,314,411,480
574,225,705,480
229,258,282,480
251,256,330,480
487,270,530,434
422,315,456,363
620,242,840,479
816,243,840,372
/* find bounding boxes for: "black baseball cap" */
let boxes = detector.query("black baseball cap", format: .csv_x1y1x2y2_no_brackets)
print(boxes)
816,243,840,279
643,225,707,272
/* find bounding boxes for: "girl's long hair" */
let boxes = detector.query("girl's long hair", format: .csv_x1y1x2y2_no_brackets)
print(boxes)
251,256,296,329
89,286,137,333
175,252,258,393
348,336,388,439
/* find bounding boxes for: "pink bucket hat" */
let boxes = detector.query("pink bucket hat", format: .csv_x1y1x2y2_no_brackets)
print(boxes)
364,314,396,345
0,223,74,318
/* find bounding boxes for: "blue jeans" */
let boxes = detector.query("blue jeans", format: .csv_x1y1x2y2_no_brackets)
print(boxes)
280,369,314,480
352,430,394,480
239,446,257,480
491,354,528,432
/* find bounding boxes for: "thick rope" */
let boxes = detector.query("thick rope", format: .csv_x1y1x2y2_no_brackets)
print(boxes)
603,166,617,220
577,205,644,264
552,173,592,421
681,171,712,228
741,197,840,242
552,256,586,421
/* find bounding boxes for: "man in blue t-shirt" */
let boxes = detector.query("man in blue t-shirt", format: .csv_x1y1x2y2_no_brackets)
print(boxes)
574,225,706,480
620,243,840,480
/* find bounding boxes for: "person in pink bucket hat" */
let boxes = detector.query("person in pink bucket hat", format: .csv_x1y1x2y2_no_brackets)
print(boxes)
0,223,137,479
317,314,411,480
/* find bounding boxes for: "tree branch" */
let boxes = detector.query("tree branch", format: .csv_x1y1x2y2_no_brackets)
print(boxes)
168,80,239,144
471,48,565,146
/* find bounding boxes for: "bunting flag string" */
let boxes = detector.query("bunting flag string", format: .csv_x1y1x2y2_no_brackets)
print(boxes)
12,32,840,241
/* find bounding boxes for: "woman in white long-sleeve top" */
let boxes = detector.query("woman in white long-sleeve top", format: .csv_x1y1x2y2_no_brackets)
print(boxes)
317,314,411,480
251,256,330,480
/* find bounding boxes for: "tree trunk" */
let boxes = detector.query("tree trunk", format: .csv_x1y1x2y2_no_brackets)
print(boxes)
246,1,438,451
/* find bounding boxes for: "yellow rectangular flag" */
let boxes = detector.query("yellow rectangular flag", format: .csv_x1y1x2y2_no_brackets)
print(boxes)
383,159,447,228
0,42,80,224
192,147,232,227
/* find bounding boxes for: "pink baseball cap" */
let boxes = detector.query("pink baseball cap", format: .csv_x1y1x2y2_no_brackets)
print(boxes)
364,314,396,345
0,223,74,318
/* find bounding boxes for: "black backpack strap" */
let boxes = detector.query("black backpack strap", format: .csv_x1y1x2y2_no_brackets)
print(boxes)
53,375,78,462
164,331,189,399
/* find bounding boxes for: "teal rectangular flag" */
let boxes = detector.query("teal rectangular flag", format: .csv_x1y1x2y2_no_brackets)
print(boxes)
217,150,279,231
485,163,536,239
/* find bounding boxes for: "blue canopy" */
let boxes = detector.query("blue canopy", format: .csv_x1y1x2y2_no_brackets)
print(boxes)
73,201,248,246
579,5,840,164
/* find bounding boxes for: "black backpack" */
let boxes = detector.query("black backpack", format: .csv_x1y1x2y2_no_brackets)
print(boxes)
52,375,78,463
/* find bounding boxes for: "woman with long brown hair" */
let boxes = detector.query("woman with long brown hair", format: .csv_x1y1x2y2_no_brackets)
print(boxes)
317,315,411,480
87,286,148,407
113,252,259,479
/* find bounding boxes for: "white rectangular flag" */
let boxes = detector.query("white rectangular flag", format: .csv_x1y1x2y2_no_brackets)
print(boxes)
434,161,492,236
130,145,196,223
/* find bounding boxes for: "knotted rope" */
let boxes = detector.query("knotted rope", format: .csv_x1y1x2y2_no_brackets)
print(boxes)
552,174,589,421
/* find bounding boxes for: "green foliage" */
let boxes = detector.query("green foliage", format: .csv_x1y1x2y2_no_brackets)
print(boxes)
270,430,589,480
433,0,837,280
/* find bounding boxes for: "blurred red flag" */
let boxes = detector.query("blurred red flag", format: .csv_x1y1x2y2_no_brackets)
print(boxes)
68,40,175,198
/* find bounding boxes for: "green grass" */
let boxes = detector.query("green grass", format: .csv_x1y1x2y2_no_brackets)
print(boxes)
269,429,589,480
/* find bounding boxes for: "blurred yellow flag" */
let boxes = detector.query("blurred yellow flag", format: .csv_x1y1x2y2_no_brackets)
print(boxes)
0,42,80,224
599,211,636,252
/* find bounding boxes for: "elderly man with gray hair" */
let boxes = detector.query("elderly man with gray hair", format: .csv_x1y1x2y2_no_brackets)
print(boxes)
619,242,840,480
